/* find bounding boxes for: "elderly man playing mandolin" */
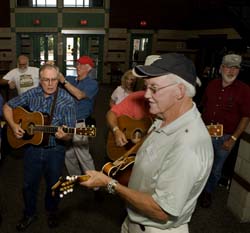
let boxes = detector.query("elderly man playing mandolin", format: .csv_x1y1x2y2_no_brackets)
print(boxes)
3,63,76,231
80,53,213,233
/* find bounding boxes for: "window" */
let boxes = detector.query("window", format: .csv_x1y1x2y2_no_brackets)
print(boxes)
16,0,56,7
63,0,103,8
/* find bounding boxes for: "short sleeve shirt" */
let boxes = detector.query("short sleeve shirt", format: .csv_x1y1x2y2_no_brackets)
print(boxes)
128,104,213,229
3,67,39,95
201,79,250,134
111,91,149,119
66,75,99,120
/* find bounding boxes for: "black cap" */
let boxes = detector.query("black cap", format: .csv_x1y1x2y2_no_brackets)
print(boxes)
133,53,197,87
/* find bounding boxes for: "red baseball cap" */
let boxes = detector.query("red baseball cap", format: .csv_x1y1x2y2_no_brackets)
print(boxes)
77,56,94,67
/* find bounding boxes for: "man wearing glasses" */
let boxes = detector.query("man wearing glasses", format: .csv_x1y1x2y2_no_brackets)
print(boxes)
3,63,76,231
200,54,250,208
0,55,39,96
80,53,213,233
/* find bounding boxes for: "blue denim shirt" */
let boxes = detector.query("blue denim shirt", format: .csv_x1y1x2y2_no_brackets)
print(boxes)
66,75,98,120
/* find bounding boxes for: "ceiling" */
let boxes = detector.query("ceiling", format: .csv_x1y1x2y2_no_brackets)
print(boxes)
110,0,250,43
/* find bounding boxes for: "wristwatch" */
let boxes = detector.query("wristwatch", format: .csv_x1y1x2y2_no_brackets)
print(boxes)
62,79,68,86
106,179,118,195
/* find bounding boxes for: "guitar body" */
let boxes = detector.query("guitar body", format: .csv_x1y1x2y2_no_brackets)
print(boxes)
7,107,45,149
102,156,135,186
106,116,152,161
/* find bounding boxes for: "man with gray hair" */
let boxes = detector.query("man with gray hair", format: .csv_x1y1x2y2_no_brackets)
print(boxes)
80,53,213,233
0,55,39,95
200,53,250,208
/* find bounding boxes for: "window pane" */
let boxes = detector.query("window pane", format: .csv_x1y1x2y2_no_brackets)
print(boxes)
37,0,45,7
64,0,103,7
76,0,83,7
64,0,75,7
46,0,56,6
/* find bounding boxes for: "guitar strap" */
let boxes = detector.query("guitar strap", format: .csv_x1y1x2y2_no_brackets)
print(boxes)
41,88,58,146
48,88,59,124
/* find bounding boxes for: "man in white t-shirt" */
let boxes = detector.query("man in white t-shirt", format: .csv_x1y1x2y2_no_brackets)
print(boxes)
0,55,39,95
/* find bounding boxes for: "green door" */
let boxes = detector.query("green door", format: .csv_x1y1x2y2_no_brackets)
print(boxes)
17,33,57,68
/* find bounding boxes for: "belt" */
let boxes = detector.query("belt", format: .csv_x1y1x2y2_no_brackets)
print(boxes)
76,119,85,123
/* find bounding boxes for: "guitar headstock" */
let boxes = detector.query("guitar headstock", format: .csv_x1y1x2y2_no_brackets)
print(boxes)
206,124,223,137
76,126,96,137
51,175,90,198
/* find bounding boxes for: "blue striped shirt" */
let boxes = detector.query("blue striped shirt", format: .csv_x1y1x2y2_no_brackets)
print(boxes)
8,86,76,147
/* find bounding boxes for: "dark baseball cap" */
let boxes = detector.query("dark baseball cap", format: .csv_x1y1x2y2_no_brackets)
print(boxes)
132,53,197,87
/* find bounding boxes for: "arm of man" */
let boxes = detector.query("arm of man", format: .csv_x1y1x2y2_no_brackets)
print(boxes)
223,117,250,150
58,73,87,100
106,110,128,146
3,103,25,138
81,170,169,222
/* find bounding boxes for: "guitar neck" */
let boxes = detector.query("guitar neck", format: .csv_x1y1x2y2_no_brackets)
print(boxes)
33,125,75,134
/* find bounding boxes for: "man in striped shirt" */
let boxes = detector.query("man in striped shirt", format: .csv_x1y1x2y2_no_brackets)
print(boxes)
3,63,76,231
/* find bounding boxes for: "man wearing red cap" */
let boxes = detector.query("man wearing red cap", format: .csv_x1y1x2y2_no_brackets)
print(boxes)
59,55,99,178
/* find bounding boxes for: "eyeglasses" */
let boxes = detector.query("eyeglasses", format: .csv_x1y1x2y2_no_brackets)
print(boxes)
146,83,177,94
41,78,58,83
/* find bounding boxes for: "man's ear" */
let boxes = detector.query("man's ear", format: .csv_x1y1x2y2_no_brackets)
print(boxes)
176,83,185,100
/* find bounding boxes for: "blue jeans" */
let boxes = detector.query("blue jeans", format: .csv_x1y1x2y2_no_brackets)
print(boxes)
23,145,65,217
204,134,231,193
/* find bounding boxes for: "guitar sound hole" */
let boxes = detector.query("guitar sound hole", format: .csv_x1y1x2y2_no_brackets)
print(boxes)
131,130,143,144
27,123,36,135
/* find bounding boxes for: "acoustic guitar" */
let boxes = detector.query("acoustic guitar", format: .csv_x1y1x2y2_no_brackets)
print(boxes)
7,106,96,149
106,115,152,161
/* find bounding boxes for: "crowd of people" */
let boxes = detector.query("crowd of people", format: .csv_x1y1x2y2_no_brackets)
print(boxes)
0,52,249,233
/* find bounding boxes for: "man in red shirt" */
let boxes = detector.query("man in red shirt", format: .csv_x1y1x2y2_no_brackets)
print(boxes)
106,90,150,147
200,54,250,208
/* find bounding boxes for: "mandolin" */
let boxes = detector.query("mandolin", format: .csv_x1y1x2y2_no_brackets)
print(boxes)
51,175,90,198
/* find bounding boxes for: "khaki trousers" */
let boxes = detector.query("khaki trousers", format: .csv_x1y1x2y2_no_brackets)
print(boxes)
121,217,189,233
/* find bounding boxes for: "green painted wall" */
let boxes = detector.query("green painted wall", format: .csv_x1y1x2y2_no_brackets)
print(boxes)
63,13,104,27
15,13,58,27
